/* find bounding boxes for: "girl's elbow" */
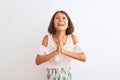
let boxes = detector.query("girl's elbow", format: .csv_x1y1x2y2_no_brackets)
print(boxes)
35,55,42,65
81,58,86,62
80,54,86,62
77,57,86,62
35,59,40,65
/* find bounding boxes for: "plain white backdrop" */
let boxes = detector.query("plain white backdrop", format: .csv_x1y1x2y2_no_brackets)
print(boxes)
0,0,120,80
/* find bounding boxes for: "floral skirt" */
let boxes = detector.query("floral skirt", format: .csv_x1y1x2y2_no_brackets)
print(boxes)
46,67,72,80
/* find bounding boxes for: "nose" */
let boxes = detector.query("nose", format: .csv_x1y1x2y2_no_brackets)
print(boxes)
59,17,62,21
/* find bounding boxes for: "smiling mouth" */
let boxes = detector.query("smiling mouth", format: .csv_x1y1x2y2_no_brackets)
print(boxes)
58,24,64,26
58,22,65,26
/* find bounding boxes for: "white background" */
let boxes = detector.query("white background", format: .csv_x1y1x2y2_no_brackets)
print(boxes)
0,0,120,80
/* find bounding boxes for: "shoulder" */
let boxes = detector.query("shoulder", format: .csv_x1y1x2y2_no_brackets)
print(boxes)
71,34,79,44
42,35,48,47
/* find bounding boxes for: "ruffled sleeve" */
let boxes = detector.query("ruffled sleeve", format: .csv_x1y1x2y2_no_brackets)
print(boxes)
73,43,83,53
37,45,48,56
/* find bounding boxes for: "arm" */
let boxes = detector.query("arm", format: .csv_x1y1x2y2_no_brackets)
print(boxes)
62,50,86,62
35,35,58,65
36,51,58,65
61,34,86,62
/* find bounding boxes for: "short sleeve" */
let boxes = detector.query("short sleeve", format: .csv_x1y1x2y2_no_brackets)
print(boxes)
73,43,83,53
37,45,48,56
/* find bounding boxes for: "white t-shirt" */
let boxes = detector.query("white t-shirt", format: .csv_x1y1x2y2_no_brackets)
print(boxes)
37,34,82,68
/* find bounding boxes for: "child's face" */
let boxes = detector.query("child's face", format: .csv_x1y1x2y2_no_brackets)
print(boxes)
54,12,68,32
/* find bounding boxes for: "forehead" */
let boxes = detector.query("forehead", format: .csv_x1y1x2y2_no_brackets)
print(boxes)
55,12,67,17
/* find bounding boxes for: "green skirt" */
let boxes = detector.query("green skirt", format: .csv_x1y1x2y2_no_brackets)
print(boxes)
46,67,72,80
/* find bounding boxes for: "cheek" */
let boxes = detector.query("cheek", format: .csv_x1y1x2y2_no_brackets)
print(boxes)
65,20,68,24
53,20,57,26
65,21,68,26
54,23,57,27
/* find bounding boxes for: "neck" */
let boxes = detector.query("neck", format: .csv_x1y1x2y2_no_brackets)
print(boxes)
53,31,67,39
55,31,66,36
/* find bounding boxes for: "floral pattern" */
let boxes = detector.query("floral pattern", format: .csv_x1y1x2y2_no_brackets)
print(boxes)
46,67,72,80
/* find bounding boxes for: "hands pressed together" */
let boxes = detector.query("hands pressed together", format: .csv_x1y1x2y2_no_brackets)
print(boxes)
54,35,86,62
56,35,65,54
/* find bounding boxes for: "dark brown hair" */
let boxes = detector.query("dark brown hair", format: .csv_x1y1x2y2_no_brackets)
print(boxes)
48,10,74,35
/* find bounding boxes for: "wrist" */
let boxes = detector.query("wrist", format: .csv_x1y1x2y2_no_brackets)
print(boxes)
62,49,67,54
54,50,59,55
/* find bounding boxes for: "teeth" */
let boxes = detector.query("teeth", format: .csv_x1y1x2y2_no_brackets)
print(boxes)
60,24,64,26
58,22,64,26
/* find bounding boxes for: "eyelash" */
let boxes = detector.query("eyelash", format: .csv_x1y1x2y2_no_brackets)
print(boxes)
56,17,66,19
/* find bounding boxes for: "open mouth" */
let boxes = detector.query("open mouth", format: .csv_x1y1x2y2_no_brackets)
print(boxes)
58,22,65,26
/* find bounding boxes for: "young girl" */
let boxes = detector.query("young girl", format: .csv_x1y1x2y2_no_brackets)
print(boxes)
35,10,86,80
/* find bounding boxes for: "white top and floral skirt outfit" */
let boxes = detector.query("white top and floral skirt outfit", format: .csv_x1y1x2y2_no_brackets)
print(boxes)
38,34,82,80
